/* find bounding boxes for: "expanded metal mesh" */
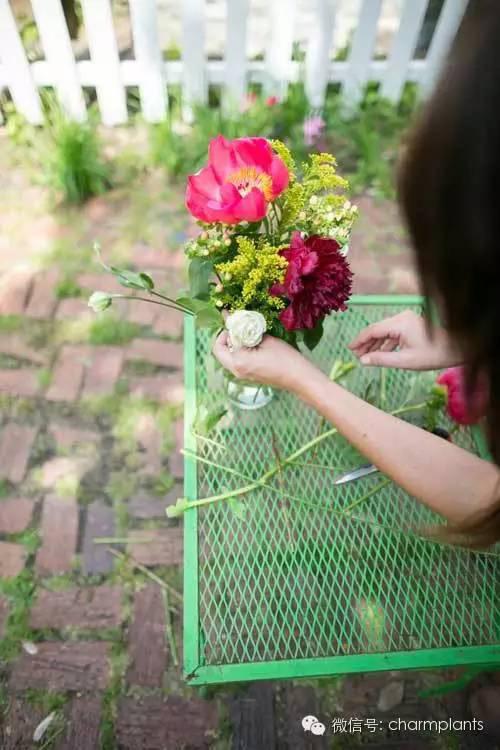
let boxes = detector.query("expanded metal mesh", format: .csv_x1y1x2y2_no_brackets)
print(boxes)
189,303,499,673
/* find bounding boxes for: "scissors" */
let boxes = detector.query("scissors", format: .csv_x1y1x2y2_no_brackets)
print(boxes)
333,427,451,486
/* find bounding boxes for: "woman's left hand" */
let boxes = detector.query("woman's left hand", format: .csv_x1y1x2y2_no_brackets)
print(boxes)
212,331,317,392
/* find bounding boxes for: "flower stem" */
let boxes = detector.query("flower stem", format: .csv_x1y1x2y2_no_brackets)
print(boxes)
149,290,194,314
117,295,193,315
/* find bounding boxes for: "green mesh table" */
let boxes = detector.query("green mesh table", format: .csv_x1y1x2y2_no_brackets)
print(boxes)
183,295,500,685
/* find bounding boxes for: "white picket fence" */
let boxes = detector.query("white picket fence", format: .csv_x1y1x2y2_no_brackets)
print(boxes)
0,0,469,127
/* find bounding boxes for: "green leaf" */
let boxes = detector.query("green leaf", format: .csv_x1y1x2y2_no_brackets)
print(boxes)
189,257,212,299
303,319,324,351
166,497,189,518
227,498,247,519
110,267,154,291
193,405,227,436
175,297,223,330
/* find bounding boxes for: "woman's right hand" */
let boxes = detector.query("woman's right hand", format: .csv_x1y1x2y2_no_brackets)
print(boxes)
348,310,461,370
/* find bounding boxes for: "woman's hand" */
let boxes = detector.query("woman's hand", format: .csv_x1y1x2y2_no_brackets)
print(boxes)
212,331,317,392
348,310,461,370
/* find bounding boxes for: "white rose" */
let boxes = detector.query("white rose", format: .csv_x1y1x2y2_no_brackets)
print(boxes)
225,310,266,350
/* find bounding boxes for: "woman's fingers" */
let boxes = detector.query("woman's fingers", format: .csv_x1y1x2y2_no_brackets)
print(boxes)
212,331,233,371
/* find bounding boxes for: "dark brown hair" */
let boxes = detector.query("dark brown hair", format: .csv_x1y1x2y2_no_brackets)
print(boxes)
398,1,500,547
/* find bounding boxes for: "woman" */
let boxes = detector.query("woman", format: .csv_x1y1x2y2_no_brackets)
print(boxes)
214,1,500,550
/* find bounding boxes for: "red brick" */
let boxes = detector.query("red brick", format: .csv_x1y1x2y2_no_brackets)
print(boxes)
0,596,9,638
0,334,47,364
135,412,162,475
388,267,419,294
128,373,184,404
0,541,27,578
0,267,34,315
1,698,45,750
0,368,40,397
153,308,183,338
127,338,183,368
116,695,218,750
55,297,92,320
36,495,79,575
81,346,123,397
127,299,158,326
77,271,124,294
129,486,180,519
132,243,185,270
81,501,115,576
126,585,167,687
10,641,110,691
30,585,122,630
24,269,59,319
58,695,102,750
127,528,182,567
39,456,94,490
169,418,184,479
85,196,112,223
0,423,38,483
0,497,35,533
49,422,100,450
46,345,88,402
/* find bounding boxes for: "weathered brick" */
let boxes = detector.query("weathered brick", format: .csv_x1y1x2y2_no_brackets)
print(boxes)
0,423,37,483
0,541,27,578
0,333,47,364
132,243,185,270
81,346,123,397
116,695,218,750
153,308,183,338
0,497,35,533
0,698,45,750
0,368,40,397
30,585,122,630
36,495,79,575
49,422,100,450
0,596,9,637
127,338,183,368
77,271,124,294
57,695,102,750
84,196,112,223
46,345,88,402
81,501,115,575
126,584,167,687
127,528,182,567
129,486,181,519
39,456,95,490
127,299,158,326
0,268,33,315
169,418,184,479
24,269,59,319
128,373,184,404
55,297,92,320
135,412,162,476
10,641,110,691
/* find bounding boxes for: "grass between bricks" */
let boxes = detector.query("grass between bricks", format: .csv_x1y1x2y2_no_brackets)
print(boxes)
88,315,141,346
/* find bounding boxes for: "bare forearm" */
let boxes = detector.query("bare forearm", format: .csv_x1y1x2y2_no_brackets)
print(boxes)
294,366,497,523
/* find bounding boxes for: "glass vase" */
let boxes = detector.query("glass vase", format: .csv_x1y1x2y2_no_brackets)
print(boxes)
225,377,274,410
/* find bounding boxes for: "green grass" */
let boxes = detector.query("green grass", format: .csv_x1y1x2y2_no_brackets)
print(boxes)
37,368,52,389
55,277,83,299
0,570,37,661
0,314,24,333
88,315,140,346
0,479,11,499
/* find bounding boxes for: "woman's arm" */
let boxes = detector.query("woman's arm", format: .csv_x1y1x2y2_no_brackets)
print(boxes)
213,333,498,524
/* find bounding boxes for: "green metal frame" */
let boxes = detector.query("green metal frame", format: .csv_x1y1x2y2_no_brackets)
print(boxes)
183,295,499,685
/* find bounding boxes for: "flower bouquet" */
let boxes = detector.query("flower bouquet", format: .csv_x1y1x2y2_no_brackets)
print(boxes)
89,136,357,407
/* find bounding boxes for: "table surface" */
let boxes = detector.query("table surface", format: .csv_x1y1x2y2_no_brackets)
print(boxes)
183,296,500,685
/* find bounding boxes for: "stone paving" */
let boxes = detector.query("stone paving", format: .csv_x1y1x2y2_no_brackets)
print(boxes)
0,153,493,748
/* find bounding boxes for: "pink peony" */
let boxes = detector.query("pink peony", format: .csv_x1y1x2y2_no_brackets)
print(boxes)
270,232,353,330
266,96,279,107
186,136,289,224
436,367,488,426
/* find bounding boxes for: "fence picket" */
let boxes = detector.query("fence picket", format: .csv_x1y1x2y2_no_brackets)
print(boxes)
305,0,336,109
31,0,86,121
129,0,167,122
182,0,207,119
421,0,468,95
342,0,383,108
0,1,42,123
225,0,249,110
265,0,297,100
80,0,128,125
381,0,428,102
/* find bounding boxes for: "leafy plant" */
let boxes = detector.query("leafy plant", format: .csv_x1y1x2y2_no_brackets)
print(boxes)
40,101,110,204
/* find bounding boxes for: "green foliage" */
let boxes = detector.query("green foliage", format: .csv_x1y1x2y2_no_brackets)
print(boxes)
55,277,83,299
88,314,140,346
40,101,110,204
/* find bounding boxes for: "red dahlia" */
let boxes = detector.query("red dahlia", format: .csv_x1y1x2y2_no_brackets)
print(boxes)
270,232,353,330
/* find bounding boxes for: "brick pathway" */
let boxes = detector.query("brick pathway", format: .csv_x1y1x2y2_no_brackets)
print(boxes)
2,185,486,749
